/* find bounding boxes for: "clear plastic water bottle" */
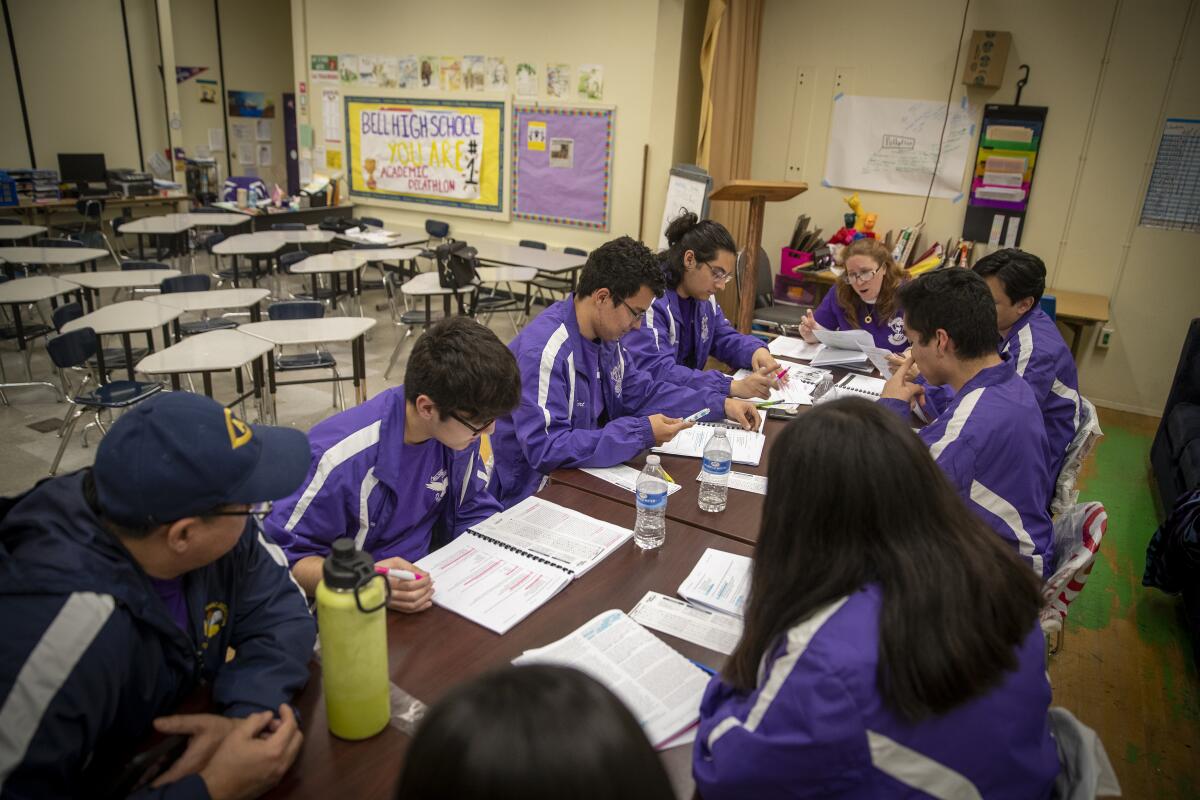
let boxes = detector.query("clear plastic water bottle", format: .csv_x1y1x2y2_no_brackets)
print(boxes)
699,428,733,512
634,455,669,549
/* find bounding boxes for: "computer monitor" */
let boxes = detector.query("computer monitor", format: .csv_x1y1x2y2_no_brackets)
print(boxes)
57,153,108,193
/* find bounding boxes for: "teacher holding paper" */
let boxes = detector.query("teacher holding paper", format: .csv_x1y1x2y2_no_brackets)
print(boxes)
799,238,910,353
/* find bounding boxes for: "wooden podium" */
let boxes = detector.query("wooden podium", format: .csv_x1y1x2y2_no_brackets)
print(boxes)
709,179,807,333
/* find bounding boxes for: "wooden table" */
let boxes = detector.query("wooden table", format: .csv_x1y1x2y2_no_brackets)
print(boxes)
1046,287,1110,359
0,193,188,225
60,300,182,381
267,483,750,800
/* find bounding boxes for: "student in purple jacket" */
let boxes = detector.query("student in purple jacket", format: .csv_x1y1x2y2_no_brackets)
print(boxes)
489,236,761,508
799,237,910,352
694,399,1059,799
624,213,783,399
879,269,1055,577
264,317,521,613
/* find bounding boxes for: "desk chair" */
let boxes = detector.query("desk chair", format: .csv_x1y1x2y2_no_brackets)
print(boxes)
118,259,169,300
1042,502,1108,657
519,239,547,250
267,300,344,410
425,219,450,244
1040,294,1057,321
51,301,148,375
162,274,238,335
0,299,53,381
36,237,84,248
738,246,806,329
45,326,162,475
527,242,575,308
271,222,306,231
0,219,19,225
278,250,330,304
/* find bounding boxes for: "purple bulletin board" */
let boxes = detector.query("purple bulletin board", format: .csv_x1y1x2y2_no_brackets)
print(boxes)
512,104,614,230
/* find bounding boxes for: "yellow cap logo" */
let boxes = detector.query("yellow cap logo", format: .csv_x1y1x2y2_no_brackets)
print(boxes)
224,408,253,450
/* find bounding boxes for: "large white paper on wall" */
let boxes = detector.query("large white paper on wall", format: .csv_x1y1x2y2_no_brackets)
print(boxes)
824,95,975,199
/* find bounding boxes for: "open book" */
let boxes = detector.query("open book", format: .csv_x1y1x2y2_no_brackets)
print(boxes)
678,548,753,618
731,364,833,405
415,497,633,634
513,609,711,747
652,412,767,466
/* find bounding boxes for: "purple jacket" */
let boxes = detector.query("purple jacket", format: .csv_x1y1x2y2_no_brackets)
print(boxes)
265,386,500,565
624,287,764,395
489,295,726,508
694,585,1058,799
1005,307,1080,477
813,287,909,353
881,360,1054,577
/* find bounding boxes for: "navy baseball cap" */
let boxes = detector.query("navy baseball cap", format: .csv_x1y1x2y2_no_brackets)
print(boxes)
92,392,311,527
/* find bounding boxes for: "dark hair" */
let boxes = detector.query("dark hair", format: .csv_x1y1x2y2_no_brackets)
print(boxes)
898,269,1000,359
835,237,904,325
395,665,674,800
575,236,665,304
659,211,737,287
972,248,1046,304
404,316,521,422
82,470,221,539
724,399,1043,721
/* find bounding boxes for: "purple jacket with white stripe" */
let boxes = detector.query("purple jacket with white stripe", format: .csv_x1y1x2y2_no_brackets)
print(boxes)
624,286,763,395
265,386,500,565
694,585,1059,799
880,359,1056,578
489,295,727,508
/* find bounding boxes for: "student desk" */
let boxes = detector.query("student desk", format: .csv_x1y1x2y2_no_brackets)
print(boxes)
0,275,82,390
468,236,588,291
135,329,273,417
60,300,183,382
0,192,189,226
0,224,47,244
145,287,270,331
332,225,428,248
118,213,195,262
62,268,180,310
286,251,371,316
0,246,109,278
267,483,750,800
239,317,376,412
1046,287,1110,359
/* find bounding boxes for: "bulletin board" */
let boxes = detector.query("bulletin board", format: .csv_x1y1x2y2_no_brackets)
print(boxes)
512,104,614,230
345,96,506,217
961,104,1048,248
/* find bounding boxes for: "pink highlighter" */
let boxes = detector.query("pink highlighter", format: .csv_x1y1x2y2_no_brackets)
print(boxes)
375,565,421,582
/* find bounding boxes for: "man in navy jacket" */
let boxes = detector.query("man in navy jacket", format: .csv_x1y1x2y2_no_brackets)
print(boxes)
0,393,316,799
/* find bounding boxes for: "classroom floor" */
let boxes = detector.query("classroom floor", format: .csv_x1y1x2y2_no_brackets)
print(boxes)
0,275,1195,796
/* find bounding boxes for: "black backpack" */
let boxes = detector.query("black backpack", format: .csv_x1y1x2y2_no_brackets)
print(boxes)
434,240,480,290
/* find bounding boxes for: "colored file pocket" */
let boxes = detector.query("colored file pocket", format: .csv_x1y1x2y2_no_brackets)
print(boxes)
780,247,813,279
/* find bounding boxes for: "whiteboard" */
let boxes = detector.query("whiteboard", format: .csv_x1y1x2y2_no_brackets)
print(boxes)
824,95,975,199
658,167,711,249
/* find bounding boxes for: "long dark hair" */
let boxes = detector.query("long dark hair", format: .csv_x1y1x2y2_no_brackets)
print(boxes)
659,211,737,287
395,665,674,800
724,399,1043,721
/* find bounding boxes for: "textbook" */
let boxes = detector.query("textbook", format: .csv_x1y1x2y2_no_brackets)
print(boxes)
513,609,711,747
652,412,767,466
415,497,633,634
678,548,753,618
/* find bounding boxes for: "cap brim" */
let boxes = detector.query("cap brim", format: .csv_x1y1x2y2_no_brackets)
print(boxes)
226,424,313,505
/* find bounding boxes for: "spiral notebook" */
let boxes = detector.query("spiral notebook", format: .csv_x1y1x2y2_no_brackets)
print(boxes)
651,412,768,466
815,373,887,402
415,496,633,634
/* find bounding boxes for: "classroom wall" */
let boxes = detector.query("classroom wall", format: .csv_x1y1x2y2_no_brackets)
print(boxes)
751,0,1199,415
293,0,699,251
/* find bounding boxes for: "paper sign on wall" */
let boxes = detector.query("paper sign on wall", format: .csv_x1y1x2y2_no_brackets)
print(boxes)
527,121,546,151
323,90,342,143
326,150,343,170
310,55,338,82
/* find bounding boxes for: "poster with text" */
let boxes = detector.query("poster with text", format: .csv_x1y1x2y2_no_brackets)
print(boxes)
512,104,613,229
346,96,506,216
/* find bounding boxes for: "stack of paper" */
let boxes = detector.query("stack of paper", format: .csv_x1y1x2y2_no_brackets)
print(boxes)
730,364,832,405
678,548,752,618
652,414,767,466
767,336,822,361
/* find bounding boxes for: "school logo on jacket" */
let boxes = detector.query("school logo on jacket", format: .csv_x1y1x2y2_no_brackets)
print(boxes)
888,315,908,347
610,361,625,397
203,601,229,648
425,468,448,502
700,313,710,343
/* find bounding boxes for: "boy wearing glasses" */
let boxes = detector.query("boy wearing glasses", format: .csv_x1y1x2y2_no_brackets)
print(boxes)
0,392,315,799
489,235,761,508
624,213,784,400
265,317,521,614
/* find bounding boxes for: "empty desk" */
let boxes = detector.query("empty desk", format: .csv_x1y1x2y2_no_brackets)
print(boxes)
61,300,183,381
240,316,376,409
136,328,273,418
63,268,181,310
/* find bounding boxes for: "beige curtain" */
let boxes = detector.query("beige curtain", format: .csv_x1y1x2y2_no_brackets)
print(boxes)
696,0,763,312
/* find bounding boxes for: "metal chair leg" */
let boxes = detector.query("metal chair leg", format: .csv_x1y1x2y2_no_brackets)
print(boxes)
49,407,83,475
383,331,411,380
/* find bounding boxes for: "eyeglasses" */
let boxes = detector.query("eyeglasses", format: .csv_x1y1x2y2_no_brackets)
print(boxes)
448,411,494,436
618,299,647,324
700,261,732,284
207,501,273,522
846,267,880,285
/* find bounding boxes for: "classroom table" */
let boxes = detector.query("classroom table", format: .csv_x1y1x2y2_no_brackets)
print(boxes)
183,211,252,228
286,251,371,316
144,287,270,333
0,275,82,391
135,329,273,417
265,482,749,800
118,213,194,262
211,233,287,287
475,264,538,323
331,225,428,248
61,268,181,310
0,192,189,226
0,245,109,278
239,316,376,412
0,224,47,244
1046,287,1110,359
60,300,182,382
467,236,588,290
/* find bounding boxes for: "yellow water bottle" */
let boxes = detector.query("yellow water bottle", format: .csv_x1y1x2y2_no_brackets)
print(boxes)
316,538,390,740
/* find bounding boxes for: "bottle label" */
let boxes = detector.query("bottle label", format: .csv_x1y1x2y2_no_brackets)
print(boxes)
636,489,667,510
702,457,732,475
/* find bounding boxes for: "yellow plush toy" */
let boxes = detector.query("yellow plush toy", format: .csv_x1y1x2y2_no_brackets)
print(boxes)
844,193,867,231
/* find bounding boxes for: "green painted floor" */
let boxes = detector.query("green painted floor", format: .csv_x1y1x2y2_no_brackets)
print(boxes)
1049,409,1199,798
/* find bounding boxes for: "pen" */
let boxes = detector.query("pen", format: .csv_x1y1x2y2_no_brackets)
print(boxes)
775,366,791,382
375,566,422,582
689,659,717,677
755,400,781,408
659,466,676,484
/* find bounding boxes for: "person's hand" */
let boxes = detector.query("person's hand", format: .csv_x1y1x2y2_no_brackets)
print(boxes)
150,714,239,787
649,414,693,445
731,365,777,399
885,348,919,380
880,353,925,407
750,347,781,374
798,309,821,344
376,556,434,613
198,706,303,800
723,399,761,430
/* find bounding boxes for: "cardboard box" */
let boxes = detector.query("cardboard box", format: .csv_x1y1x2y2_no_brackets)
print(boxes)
961,30,1011,88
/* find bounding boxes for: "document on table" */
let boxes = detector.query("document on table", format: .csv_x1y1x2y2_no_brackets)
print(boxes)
652,414,767,466
693,469,767,495
631,591,744,655
768,336,822,360
678,548,753,618
514,609,710,747
580,464,683,496
815,373,888,403
731,365,832,405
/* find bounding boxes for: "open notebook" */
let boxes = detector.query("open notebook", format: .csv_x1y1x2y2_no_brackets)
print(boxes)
814,373,888,402
651,412,768,466
730,364,833,405
415,497,632,634
514,609,710,747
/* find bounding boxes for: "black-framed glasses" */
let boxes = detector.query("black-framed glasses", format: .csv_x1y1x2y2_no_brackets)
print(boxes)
448,411,494,436
207,501,273,522
618,298,647,323
700,261,732,283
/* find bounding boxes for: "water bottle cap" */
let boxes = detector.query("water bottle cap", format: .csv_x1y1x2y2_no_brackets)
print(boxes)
646,455,661,465
323,538,374,590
